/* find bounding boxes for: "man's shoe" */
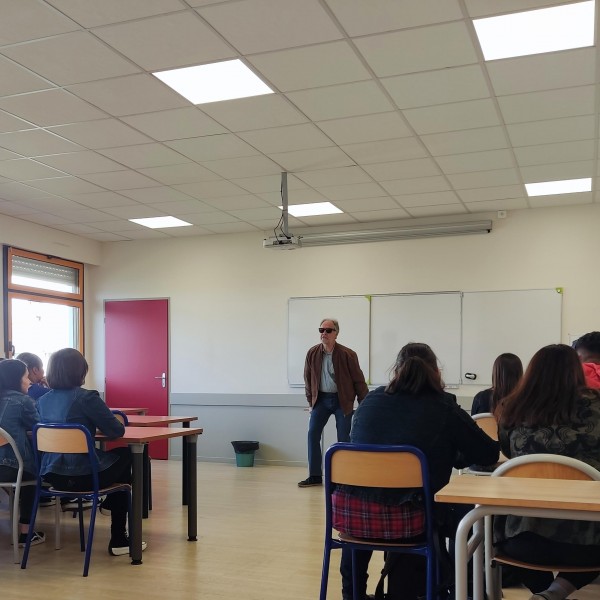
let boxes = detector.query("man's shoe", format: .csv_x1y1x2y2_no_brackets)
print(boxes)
108,537,148,556
18,531,45,547
298,475,322,487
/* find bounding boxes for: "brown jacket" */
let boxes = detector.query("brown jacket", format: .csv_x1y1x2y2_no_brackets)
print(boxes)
304,342,368,416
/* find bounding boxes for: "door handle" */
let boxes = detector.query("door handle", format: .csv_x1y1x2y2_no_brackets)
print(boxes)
154,372,166,388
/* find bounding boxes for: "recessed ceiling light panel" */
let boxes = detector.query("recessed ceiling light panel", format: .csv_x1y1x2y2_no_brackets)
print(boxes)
474,1,594,61
153,59,273,104
279,202,343,217
129,216,192,229
525,178,592,197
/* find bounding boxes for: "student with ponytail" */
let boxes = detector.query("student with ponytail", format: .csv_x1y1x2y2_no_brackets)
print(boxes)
336,343,499,600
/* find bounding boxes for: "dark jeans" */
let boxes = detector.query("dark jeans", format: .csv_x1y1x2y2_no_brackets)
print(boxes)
43,447,131,538
340,547,426,600
0,465,35,524
308,392,351,477
497,531,600,591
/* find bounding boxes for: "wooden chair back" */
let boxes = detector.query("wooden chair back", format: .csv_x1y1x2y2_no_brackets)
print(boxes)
36,427,89,454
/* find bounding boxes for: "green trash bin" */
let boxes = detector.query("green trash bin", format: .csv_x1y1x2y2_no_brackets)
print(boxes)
231,441,259,467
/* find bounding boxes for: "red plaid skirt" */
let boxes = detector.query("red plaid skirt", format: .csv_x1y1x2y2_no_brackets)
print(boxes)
332,489,425,540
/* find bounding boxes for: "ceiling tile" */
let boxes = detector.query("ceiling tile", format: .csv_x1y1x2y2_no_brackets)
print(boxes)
520,161,594,183
0,158,67,181
259,188,328,205
66,191,138,208
201,194,269,210
341,137,427,165
447,168,522,190
0,147,19,160
239,123,333,154
487,49,595,96
226,205,282,221
199,95,307,132
81,170,161,190
198,0,342,54
0,129,83,156
49,207,116,223
0,200,38,216
204,222,259,234
66,74,189,116
35,151,127,175
457,185,525,203
0,110,32,135
362,158,441,181
98,143,189,169
383,65,490,109
0,31,140,86
45,0,185,28
464,0,568,18
18,195,88,212
0,181,58,201
333,196,398,212
507,115,595,147
231,173,307,194
295,166,372,187
403,99,501,135
316,182,385,201
351,207,411,221
121,108,226,141
354,22,478,77
316,112,412,146
436,149,515,174
382,176,450,195
199,155,281,179
166,134,259,162
327,0,463,36
94,11,235,71
465,197,529,212
248,41,370,92
514,140,595,167
0,56,53,97
286,81,393,121
100,204,167,219
173,179,249,200
395,190,460,208
498,86,595,124
293,213,356,226
137,163,221,185
118,187,198,204
145,198,215,214
24,176,105,195
407,204,467,217
267,147,354,172
171,211,240,225
0,89,106,127
421,127,508,156
48,119,153,149
0,0,79,45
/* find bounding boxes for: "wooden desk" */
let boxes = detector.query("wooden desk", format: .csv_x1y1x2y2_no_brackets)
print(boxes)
435,476,600,600
125,415,197,506
111,407,148,415
97,426,203,565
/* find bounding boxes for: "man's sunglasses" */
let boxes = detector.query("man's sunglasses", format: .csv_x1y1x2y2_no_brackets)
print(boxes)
318,328,336,333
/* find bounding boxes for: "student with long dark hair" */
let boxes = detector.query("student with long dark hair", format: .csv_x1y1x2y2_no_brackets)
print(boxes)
471,353,523,415
0,359,44,545
496,344,600,600
336,343,499,600
37,348,146,556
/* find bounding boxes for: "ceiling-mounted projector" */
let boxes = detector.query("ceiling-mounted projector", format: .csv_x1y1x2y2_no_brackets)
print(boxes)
263,235,301,250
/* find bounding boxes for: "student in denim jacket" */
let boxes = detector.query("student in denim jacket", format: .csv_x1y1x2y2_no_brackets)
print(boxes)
0,359,44,545
37,348,146,556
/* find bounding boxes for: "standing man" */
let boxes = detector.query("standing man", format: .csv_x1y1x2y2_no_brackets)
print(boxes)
298,318,368,487
573,332,600,388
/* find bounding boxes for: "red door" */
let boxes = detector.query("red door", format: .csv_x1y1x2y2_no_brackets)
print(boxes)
105,299,169,459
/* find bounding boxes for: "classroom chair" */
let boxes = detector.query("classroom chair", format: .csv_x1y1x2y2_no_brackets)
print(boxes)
319,443,442,600
21,423,132,577
0,427,40,563
486,454,600,600
461,413,507,476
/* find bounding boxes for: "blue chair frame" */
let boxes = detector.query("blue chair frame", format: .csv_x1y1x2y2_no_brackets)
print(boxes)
21,423,132,577
319,443,440,600
111,410,129,425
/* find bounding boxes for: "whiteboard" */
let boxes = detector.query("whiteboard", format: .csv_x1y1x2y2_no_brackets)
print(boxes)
370,293,462,386
287,296,370,386
461,289,562,386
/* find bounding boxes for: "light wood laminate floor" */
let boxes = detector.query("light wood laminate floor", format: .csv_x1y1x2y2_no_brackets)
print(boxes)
0,461,598,599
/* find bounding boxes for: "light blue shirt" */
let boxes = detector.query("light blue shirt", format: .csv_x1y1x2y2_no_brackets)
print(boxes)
319,350,337,393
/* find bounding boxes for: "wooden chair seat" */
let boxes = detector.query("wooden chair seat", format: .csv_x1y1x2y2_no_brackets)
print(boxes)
493,553,600,573
338,531,423,548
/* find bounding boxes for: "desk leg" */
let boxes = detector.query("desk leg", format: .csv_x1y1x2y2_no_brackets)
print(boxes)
455,506,487,600
182,421,190,505
186,434,197,541
143,444,150,518
473,518,484,600
129,443,145,565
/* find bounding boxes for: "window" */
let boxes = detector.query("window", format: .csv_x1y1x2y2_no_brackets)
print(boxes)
4,247,84,362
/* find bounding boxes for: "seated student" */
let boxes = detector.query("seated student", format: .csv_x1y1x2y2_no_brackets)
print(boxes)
336,343,499,600
16,352,50,400
0,359,44,545
36,348,146,556
572,331,600,388
496,344,600,600
471,353,523,415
